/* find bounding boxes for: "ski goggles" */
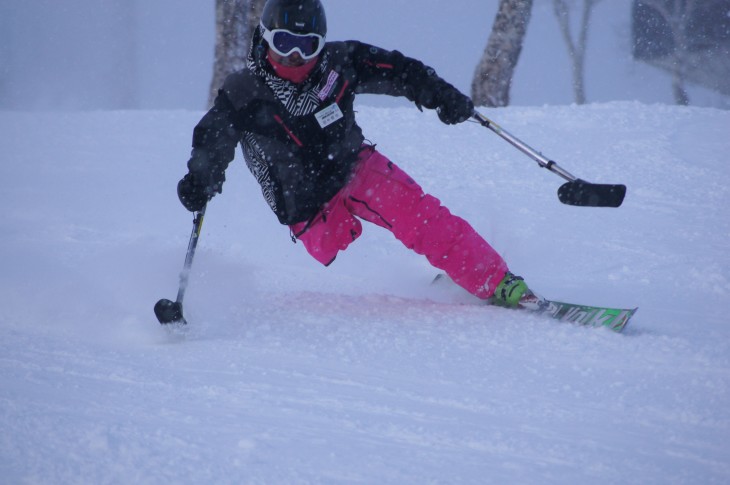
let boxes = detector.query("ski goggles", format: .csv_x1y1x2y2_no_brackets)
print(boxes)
262,26,325,60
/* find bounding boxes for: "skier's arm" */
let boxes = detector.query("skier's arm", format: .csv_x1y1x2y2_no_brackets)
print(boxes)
351,42,473,124
178,92,240,212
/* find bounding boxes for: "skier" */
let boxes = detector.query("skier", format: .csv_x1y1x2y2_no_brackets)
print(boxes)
177,0,535,308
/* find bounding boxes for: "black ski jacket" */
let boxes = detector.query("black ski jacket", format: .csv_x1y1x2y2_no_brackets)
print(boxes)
186,27,460,225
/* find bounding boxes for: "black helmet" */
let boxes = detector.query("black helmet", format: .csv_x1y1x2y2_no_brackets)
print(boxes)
260,0,327,37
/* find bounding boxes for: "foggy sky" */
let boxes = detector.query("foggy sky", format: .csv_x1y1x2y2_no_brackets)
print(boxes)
1,0,727,111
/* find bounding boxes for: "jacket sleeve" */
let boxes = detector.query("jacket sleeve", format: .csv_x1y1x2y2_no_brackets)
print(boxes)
185,91,240,197
349,41,455,111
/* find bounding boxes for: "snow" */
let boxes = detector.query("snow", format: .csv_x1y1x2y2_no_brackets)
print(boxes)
1,102,730,483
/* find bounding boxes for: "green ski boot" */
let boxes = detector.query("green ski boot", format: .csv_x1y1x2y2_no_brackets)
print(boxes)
491,272,533,308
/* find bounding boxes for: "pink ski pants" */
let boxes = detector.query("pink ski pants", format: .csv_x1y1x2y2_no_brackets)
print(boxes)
289,148,508,299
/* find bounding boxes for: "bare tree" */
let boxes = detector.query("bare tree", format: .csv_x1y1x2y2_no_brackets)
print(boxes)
638,0,699,105
116,0,138,109
552,0,602,105
208,0,267,106
471,0,534,107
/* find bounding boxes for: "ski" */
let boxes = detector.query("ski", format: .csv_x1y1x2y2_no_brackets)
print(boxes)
432,274,638,332
523,297,637,333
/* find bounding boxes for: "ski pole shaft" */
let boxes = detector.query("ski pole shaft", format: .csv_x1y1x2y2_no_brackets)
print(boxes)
176,205,206,305
473,110,577,183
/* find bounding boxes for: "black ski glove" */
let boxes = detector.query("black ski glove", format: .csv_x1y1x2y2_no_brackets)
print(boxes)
436,86,474,125
177,172,209,212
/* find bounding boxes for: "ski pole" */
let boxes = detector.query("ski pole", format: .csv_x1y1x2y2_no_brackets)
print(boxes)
154,205,206,324
473,110,626,208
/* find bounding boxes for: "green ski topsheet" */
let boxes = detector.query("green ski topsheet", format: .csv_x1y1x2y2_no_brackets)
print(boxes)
534,300,638,333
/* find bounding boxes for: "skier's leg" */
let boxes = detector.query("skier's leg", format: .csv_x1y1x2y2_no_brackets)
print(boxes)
344,149,508,299
289,192,362,267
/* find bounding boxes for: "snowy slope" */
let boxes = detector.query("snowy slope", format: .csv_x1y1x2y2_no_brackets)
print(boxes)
1,103,729,484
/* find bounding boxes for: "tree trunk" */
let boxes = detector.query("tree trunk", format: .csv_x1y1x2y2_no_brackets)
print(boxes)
639,0,698,106
671,70,690,105
471,0,534,107
208,0,266,106
553,0,601,105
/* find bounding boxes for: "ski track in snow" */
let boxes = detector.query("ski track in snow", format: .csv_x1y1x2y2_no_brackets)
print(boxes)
1,103,729,484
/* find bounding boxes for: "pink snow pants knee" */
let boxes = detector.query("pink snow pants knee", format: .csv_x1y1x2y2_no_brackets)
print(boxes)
289,148,508,299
